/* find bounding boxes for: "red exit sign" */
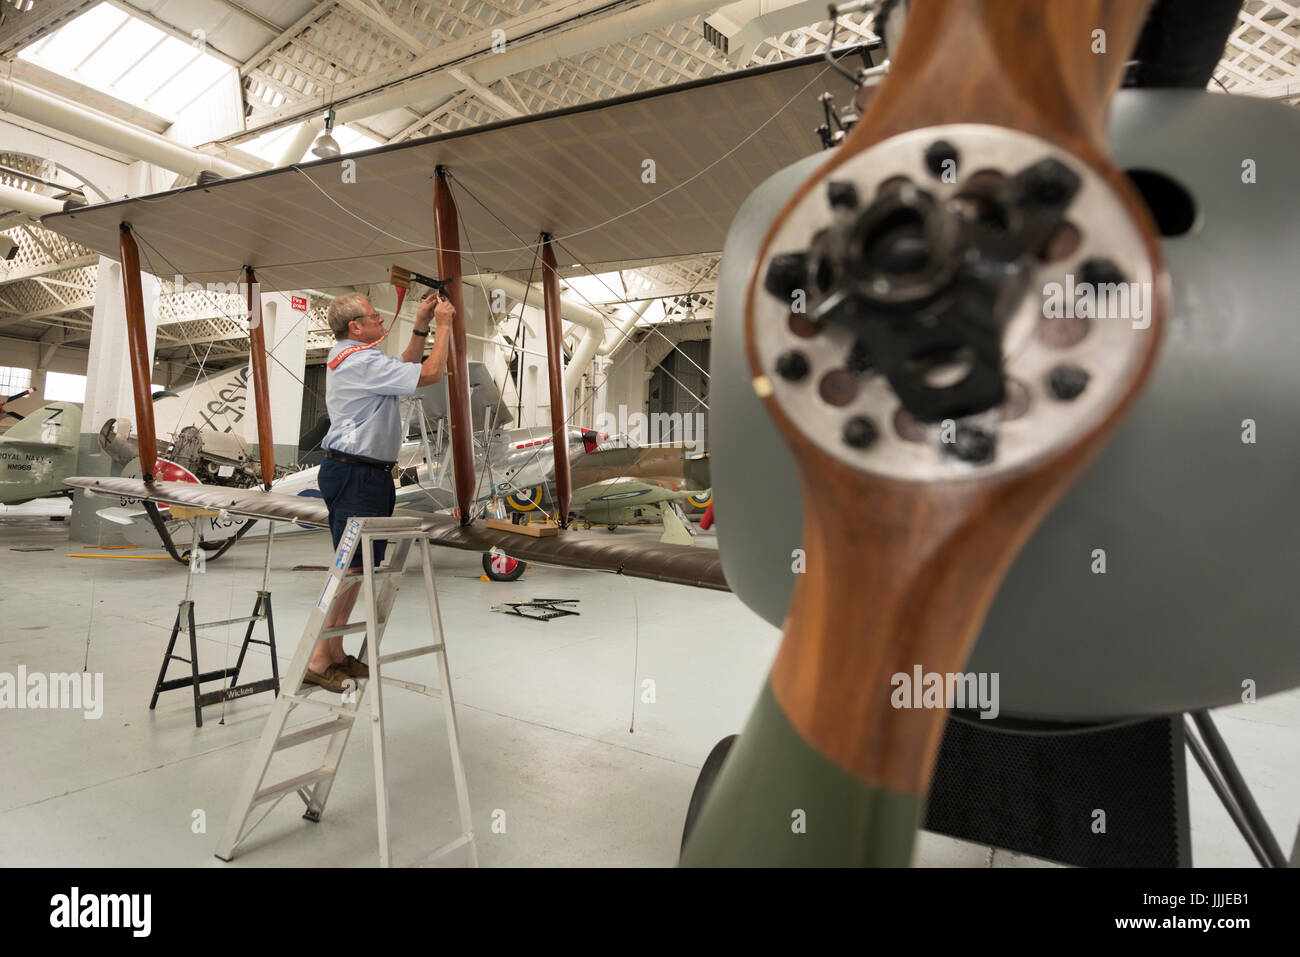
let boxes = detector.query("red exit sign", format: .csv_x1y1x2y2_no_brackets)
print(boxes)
291,296,307,311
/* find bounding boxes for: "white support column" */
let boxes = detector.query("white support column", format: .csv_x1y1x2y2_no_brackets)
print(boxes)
70,255,160,543
525,363,540,429
244,290,307,467
592,354,612,429
459,281,494,364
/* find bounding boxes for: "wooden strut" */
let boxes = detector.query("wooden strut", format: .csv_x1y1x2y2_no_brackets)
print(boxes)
243,266,276,489
539,235,572,527
117,224,158,482
433,167,475,524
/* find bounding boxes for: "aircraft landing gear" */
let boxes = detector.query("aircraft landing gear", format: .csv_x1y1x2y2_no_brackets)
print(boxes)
680,734,739,852
482,550,526,582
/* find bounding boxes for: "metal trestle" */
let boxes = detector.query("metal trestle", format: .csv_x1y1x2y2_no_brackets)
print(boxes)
151,518,280,728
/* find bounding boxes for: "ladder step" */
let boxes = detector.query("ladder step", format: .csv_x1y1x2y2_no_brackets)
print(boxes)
274,716,354,751
253,767,336,807
380,675,441,697
377,643,442,665
283,692,378,721
318,622,372,638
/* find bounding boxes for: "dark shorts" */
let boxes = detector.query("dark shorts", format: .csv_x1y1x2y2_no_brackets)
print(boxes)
318,456,396,569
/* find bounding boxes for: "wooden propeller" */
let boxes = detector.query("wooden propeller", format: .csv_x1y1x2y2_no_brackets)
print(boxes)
682,0,1168,865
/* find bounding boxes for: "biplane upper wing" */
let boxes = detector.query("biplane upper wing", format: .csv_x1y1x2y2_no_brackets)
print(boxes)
64,476,729,591
42,48,857,593
38,47,871,288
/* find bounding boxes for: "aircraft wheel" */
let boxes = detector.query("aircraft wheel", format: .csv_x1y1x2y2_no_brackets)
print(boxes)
607,525,618,532
482,551,526,582
680,734,739,852
582,521,592,530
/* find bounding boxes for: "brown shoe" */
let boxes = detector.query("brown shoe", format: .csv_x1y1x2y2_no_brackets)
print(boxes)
339,654,369,679
303,663,349,693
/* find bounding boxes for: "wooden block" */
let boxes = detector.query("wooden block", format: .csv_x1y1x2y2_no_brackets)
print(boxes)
484,517,558,537
170,506,219,520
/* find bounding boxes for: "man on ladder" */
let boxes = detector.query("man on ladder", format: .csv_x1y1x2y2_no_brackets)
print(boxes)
308,290,454,691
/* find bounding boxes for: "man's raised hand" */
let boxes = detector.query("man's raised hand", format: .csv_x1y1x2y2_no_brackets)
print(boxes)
415,293,439,328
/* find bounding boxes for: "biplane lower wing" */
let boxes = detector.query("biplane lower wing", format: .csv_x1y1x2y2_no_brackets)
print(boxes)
64,476,729,591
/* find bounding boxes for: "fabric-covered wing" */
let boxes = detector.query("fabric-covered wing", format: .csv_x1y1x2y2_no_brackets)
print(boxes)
65,476,728,591
38,48,869,289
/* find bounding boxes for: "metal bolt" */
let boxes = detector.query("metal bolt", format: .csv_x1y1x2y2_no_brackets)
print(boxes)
775,350,809,381
827,181,859,210
943,423,996,465
924,140,959,180
1047,363,1090,400
1020,158,1080,206
764,252,807,300
842,416,878,449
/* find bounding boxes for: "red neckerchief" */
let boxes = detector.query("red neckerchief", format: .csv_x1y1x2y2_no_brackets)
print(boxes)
326,286,408,370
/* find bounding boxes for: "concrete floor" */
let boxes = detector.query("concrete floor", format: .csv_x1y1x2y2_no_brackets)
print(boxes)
1,515,1296,868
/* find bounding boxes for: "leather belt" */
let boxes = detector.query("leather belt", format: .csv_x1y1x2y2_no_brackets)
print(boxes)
324,449,396,470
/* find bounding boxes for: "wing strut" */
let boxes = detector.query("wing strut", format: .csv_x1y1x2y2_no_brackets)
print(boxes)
433,166,475,524
540,234,572,527
244,266,276,489
118,223,159,482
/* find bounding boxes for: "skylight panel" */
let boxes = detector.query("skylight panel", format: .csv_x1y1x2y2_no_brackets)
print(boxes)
156,56,231,115
21,3,125,68
79,18,157,81
17,2,236,123
115,39,196,105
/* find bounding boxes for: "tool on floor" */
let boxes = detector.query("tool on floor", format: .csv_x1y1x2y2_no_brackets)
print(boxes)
214,516,476,868
150,516,280,728
490,598,580,622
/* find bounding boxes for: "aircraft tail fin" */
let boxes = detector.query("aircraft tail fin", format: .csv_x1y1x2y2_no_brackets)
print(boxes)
659,502,694,546
0,402,80,448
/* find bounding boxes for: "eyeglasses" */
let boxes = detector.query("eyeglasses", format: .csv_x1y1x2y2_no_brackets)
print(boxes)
351,312,382,325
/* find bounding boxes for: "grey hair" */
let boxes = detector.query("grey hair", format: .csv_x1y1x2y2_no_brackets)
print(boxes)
327,292,371,338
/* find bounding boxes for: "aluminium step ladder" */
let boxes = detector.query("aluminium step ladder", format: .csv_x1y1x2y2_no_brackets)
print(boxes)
214,516,477,867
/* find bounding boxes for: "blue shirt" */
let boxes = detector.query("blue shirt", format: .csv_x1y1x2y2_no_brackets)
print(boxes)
322,340,421,463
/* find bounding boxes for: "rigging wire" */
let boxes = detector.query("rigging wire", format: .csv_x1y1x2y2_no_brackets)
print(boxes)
449,171,714,413
448,172,716,453
134,229,333,463
136,239,241,439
